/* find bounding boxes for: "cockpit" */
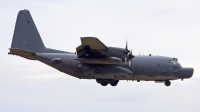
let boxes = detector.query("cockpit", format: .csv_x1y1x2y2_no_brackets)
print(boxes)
169,58,179,64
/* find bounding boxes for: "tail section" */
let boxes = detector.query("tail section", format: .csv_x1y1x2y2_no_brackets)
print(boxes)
11,10,45,53
9,10,68,59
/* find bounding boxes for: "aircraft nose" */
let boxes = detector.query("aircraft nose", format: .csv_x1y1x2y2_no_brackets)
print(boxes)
179,68,194,79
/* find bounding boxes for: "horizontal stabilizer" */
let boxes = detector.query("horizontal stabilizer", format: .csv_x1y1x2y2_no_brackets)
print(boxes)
9,48,36,60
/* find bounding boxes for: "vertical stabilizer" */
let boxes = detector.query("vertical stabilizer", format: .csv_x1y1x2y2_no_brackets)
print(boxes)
11,10,45,53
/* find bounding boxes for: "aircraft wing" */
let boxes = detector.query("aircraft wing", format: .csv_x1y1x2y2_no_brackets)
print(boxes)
76,37,123,64
81,37,107,50
76,37,108,57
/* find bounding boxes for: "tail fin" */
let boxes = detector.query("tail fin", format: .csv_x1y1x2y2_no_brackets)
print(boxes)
11,10,45,53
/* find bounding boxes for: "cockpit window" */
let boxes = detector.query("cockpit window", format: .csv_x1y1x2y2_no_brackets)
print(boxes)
169,59,179,64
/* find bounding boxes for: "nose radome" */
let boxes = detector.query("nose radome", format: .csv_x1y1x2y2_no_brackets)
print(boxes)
180,68,194,79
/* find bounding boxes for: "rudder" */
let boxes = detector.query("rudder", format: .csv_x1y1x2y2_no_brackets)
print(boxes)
11,10,45,53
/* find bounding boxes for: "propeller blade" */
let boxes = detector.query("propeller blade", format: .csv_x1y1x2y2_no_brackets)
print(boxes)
124,40,130,54
130,48,132,55
128,48,134,67
129,58,132,67
125,57,127,66
124,40,130,67
126,40,128,50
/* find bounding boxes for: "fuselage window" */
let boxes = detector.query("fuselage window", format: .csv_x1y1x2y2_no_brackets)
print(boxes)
169,59,179,64
78,64,82,69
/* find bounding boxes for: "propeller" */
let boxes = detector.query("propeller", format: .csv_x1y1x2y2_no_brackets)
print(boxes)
124,40,130,66
128,49,135,67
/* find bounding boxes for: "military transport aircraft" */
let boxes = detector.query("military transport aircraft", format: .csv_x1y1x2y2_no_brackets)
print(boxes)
9,10,194,87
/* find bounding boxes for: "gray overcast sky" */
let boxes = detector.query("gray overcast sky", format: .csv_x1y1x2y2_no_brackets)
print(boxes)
0,0,200,112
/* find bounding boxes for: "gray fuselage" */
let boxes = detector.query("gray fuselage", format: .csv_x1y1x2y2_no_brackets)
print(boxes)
35,52,190,81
